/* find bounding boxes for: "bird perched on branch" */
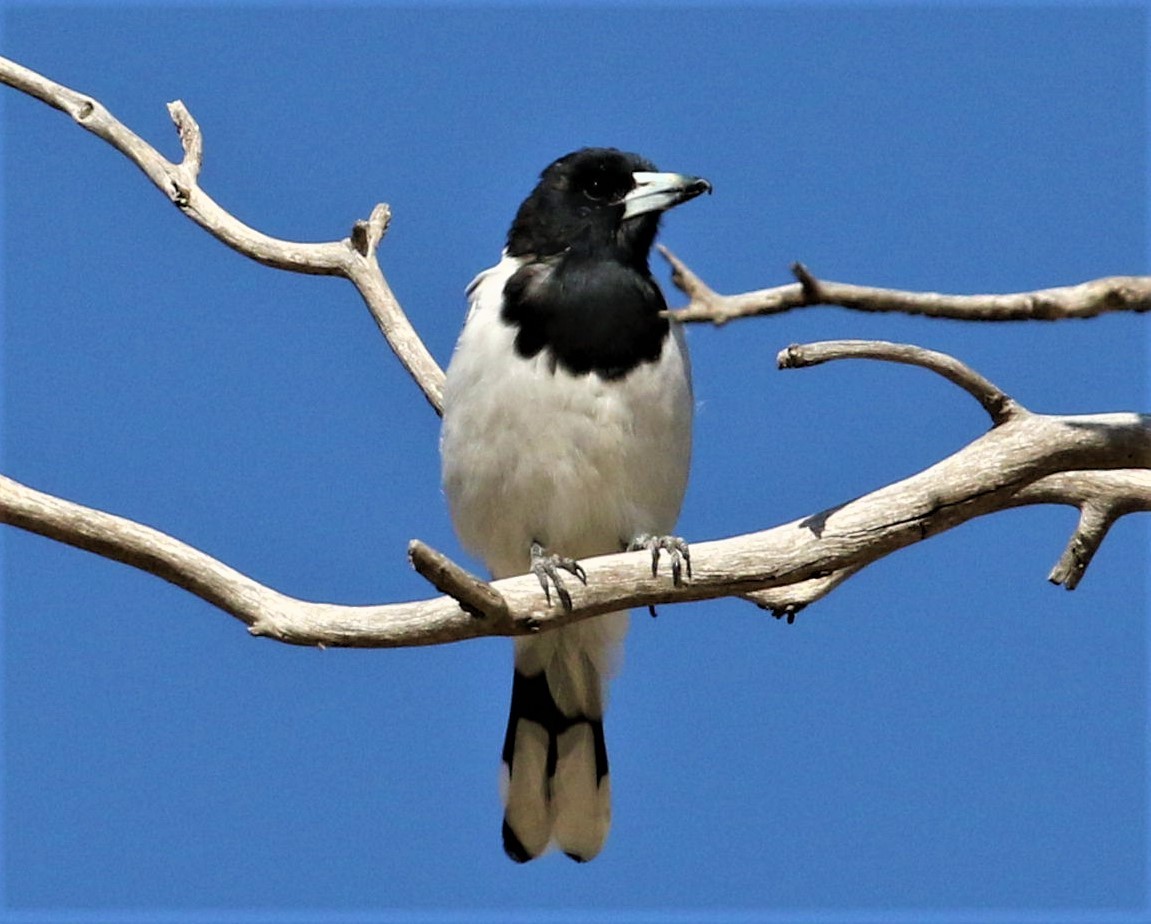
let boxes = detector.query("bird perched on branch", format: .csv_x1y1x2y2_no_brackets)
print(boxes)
441,147,710,862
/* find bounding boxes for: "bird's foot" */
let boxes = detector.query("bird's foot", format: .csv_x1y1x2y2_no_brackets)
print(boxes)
530,541,587,611
629,534,692,586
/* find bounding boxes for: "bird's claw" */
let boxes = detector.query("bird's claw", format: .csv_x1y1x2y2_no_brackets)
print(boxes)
530,541,587,611
629,534,692,585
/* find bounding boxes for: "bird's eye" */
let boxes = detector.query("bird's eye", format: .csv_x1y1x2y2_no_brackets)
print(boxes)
582,172,615,202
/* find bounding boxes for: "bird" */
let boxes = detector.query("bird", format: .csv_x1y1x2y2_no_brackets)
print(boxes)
440,147,710,862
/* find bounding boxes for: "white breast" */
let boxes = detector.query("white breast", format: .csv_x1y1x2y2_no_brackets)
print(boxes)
440,254,693,579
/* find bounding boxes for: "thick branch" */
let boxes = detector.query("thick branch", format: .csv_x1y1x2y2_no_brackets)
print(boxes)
741,470,1151,613
3,399,1146,647
662,247,1151,326
0,55,445,414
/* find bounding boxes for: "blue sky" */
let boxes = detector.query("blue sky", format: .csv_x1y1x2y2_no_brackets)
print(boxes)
1,3,1147,922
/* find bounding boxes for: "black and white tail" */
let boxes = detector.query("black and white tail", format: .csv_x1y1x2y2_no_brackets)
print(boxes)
500,612,626,862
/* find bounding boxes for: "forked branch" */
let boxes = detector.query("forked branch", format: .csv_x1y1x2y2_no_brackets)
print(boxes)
662,246,1151,326
0,54,445,413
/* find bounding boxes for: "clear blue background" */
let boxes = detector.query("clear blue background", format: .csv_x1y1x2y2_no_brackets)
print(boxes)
1,3,1147,922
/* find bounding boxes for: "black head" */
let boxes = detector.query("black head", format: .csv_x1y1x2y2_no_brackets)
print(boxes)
498,149,710,379
506,147,710,266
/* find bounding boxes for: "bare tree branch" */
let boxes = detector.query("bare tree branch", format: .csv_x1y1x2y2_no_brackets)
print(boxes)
0,54,446,414
166,100,203,180
741,567,862,623
777,339,1020,425
662,246,1151,326
408,540,509,621
742,468,1151,617
2,363,1147,647
2,54,1147,647
1006,470,1151,590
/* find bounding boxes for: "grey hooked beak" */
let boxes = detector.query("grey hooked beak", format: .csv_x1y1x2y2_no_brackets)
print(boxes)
622,171,712,219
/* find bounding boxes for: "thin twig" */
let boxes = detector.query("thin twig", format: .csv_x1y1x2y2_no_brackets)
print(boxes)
777,340,1021,425
660,245,806,325
662,248,1151,325
166,99,202,179
408,540,509,621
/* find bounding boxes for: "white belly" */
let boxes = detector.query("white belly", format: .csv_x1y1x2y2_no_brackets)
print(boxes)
440,258,693,580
